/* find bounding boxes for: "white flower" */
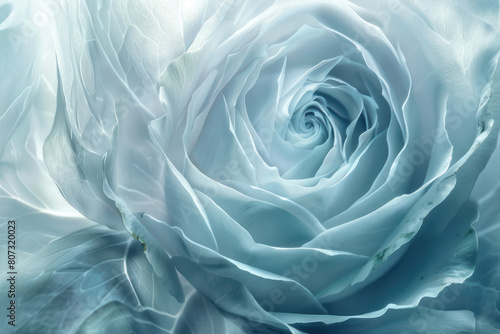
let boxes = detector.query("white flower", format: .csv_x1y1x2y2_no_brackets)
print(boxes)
1,0,499,333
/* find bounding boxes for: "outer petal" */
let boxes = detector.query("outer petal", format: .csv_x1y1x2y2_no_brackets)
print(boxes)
0,225,246,334
419,67,500,333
